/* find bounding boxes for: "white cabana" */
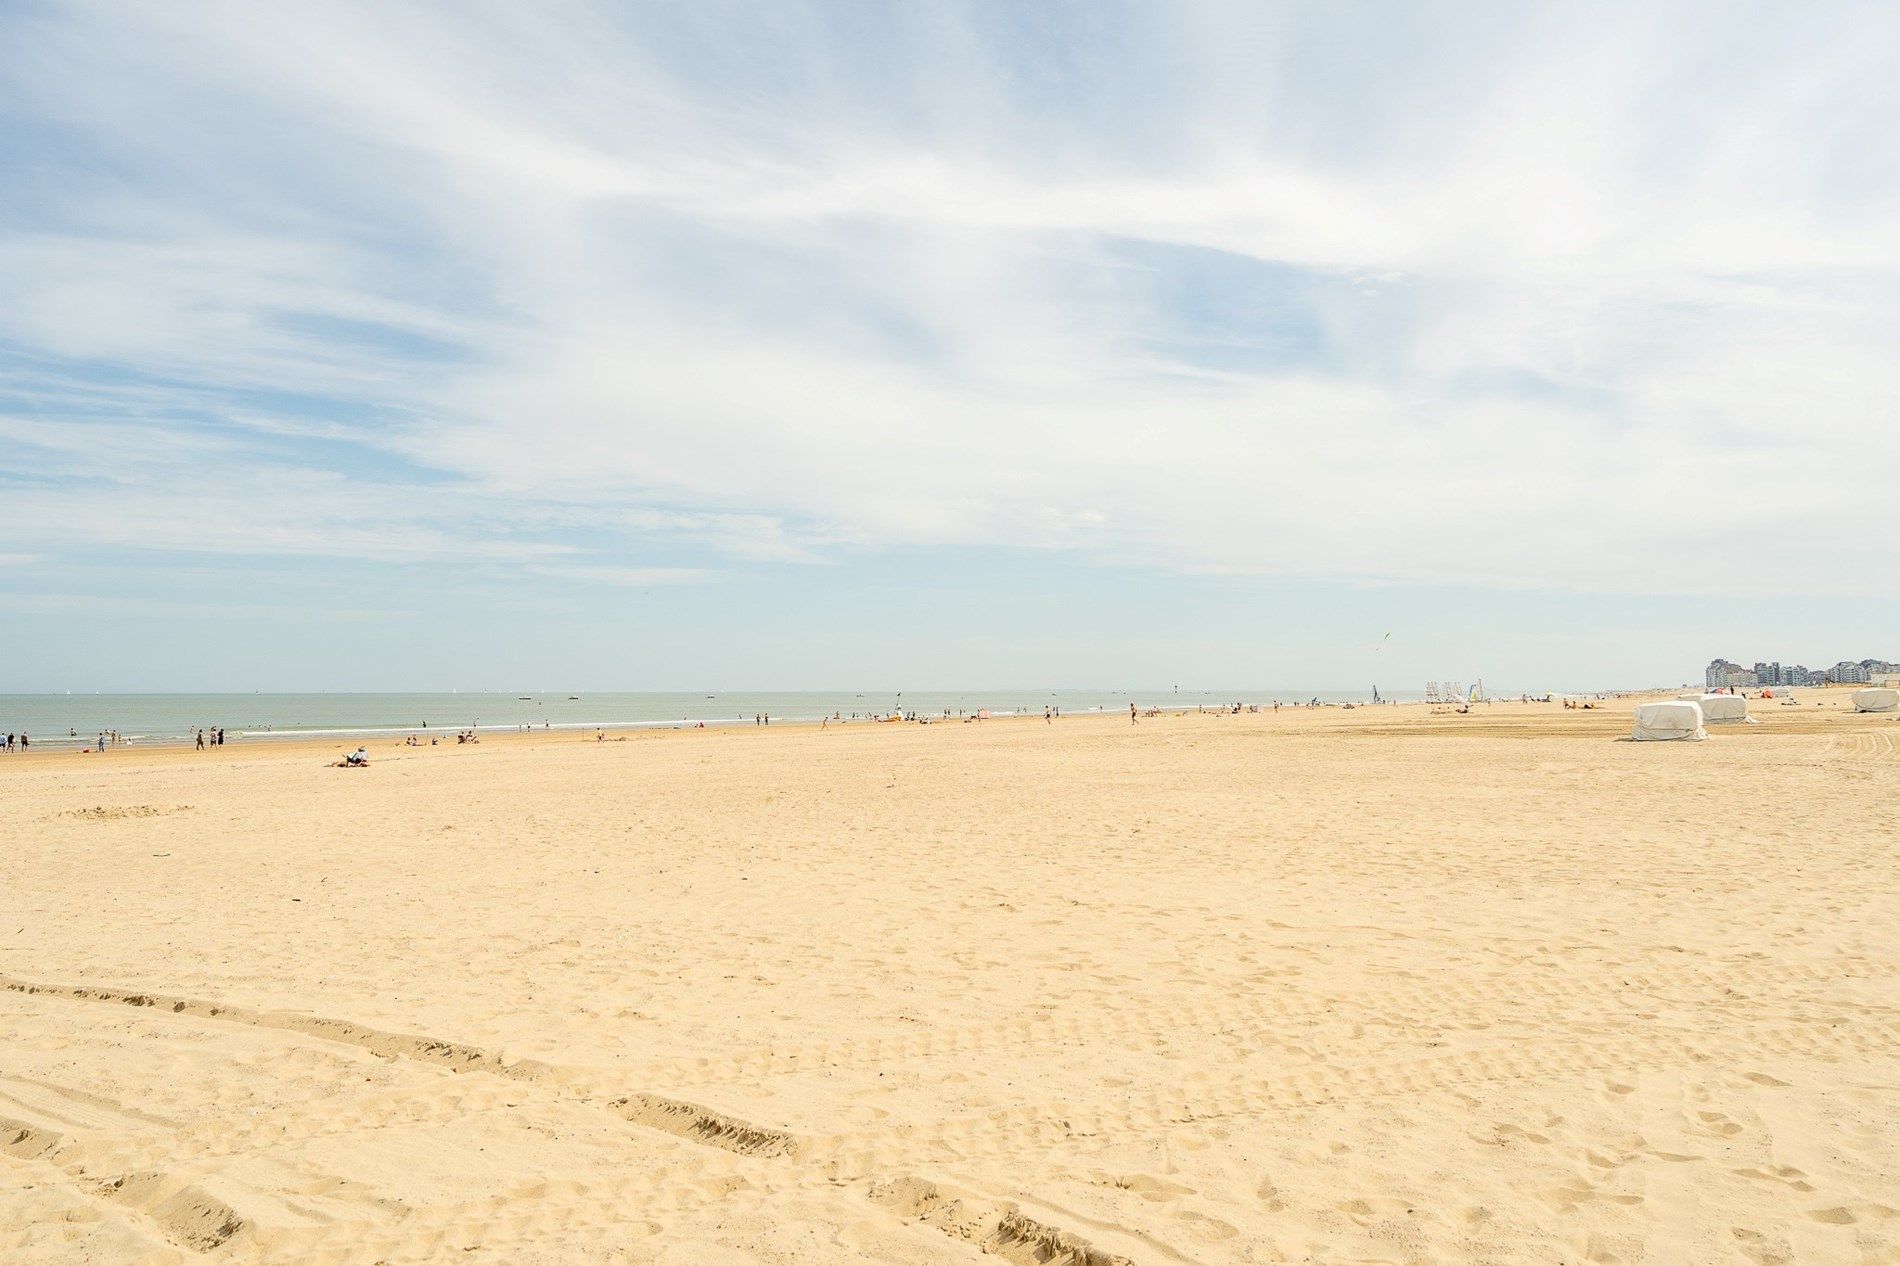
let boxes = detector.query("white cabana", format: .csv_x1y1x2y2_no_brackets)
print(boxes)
1633,700,1707,741
1852,687,1900,713
1693,693,1755,724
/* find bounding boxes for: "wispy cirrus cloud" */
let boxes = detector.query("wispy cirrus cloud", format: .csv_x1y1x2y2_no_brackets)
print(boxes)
526,564,715,587
2,0,1895,599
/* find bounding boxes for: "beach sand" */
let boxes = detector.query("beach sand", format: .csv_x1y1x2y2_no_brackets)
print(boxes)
3,695,1896,1264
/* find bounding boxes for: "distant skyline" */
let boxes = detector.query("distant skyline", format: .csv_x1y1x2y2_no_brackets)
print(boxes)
4,2,1896,690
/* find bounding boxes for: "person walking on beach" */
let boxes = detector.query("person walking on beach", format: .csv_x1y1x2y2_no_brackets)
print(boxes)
1130,703,1138,725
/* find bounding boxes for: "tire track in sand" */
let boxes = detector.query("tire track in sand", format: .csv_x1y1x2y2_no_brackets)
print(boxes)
1,971,1138,1264
4,1112,246,1254
0,971,796,1161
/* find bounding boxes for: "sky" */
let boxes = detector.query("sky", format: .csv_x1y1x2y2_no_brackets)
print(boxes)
1,0,1895,692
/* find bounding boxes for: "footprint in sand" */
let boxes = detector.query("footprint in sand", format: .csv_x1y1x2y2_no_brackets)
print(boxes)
1731,1166,1813,1193
1808,1204,1898,1225
1172,1209,1238,1241
1583,1148,1631,1171
1110,1173,1193,1203
1730,1226,1792,1266
1643,1149,1702,1164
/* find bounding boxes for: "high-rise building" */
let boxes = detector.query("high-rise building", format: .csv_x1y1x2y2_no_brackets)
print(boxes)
1830,661,1871,684
1754,661,1783,687
1705,659,1746,688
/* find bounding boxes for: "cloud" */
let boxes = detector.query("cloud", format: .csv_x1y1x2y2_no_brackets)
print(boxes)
526,564,714,587
2,0,1895,595
0,592,393,620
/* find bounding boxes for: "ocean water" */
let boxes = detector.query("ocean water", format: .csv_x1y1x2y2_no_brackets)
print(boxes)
0,689,1421,748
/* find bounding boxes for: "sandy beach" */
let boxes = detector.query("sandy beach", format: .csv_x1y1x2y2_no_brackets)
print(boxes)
3,695,1896,1264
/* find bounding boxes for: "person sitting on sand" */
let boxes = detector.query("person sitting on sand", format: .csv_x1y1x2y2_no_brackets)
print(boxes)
337,746,370,767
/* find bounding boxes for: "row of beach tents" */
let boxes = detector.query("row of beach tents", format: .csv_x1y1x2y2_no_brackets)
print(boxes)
1633,687,1900,741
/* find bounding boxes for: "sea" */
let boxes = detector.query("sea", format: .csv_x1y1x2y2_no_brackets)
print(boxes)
0,689,1431,749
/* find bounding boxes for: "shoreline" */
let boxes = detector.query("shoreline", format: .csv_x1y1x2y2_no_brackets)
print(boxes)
0,687,1614,751
15,684,1864,753
1,688,1880,771
1,697,1471,753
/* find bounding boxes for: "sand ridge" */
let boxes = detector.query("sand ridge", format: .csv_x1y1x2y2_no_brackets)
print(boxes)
2,695,1897,1262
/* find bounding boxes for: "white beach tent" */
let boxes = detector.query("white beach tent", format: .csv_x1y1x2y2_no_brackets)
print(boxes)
1852,687,1900,713
1633,700,1707,741
1690,693,1756,724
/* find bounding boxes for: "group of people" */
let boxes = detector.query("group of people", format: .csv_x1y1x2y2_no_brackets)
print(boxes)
5,727,241,753
398,729,478,746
